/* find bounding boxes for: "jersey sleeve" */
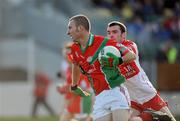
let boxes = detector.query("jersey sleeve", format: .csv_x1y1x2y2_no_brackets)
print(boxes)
70,44,79,65
106,40,130,56
127,42,138,56
118,44,130,56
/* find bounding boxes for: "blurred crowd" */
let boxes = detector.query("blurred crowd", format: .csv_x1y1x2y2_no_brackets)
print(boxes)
91,0,180,62
5,0,178,63
92,0,179,41
32,0,179,62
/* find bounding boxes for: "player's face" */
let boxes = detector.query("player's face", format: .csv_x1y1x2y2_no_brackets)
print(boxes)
107,25,122,42
67,20,81,42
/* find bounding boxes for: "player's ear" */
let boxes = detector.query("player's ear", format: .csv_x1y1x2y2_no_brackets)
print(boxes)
77,26,81,31
121,32,126,41
78,25,84,32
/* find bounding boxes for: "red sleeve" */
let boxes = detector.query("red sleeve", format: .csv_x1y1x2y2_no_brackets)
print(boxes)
70,43,79,65
106,39,130,56
126,41,138,56
66,67,72,84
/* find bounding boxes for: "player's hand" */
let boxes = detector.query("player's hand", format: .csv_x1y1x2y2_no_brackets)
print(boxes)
71,85,90,97
99,56,110,67
106,52,121,67
99,52,123,67
101,66,125,88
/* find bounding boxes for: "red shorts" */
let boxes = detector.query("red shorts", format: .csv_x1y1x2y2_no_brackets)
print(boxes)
131,93,167,112
65,92,74,100
67,95,81,114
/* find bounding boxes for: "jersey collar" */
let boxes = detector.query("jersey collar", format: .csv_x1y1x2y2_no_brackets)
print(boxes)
88,34,94,46
80,34,94,53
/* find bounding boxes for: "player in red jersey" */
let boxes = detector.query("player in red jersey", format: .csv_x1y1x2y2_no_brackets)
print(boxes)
67,14,136,121
106,21,176,121
57,42,93,121
32,71,55,117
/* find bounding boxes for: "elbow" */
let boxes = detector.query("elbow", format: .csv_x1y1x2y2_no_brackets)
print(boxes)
132,53,136,60
129,53,136,61
123,52,136,63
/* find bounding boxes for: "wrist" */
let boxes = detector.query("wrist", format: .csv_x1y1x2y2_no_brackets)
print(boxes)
71,84,78,90
119,57,124,64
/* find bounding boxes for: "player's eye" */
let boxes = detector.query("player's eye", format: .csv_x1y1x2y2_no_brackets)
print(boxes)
112,30,118,34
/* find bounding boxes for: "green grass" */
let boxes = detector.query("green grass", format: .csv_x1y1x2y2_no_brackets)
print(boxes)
176,116,180,121
0,116,180,121
0,117,57,121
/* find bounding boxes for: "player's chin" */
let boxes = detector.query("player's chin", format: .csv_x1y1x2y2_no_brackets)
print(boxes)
70,37,75,42
69,36,73,40
73,39,78,42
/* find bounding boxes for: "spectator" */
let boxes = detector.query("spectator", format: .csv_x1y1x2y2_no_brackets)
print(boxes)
31,71,55,117
156,41,178,64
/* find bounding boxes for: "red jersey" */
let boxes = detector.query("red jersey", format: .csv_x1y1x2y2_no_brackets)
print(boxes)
71,34,130,95
34,72,50,97
119,40,140,79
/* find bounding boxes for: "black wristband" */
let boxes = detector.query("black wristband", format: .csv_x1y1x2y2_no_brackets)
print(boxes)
71,85,78,90
119,57,123,64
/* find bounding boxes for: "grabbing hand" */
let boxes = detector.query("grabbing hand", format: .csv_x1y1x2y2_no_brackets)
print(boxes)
99,56,110,67
71,85,90,97
106,52,120,67
101,66,125,88
100,52,123,67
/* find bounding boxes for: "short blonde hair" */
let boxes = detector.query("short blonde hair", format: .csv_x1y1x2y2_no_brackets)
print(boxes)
69,14,91,31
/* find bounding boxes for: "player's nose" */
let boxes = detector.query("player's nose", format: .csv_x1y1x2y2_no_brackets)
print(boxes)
110,35,114,39
67,30,70,35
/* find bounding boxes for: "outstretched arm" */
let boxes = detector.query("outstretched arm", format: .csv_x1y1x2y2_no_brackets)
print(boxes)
121,45,136,63
71,63,90,97
72,63,80,86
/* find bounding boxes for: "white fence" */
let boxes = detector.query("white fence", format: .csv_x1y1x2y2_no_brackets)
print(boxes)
0,38,64,117
0,82,64,117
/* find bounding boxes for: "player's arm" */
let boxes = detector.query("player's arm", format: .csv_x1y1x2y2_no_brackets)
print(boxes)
106,44,136,66
71,63,90,97
119,44,136,64
127,42,138,56
72,63,80,86
100,44,136,67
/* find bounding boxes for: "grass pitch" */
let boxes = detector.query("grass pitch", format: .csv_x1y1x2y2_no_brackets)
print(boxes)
0,116,180,121
0,117,57,121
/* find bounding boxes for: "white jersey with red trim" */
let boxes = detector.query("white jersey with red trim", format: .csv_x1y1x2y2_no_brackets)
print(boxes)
119,40,157,104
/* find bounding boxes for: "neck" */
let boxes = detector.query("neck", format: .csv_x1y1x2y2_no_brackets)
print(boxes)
120,38,126,43
79,32,90,49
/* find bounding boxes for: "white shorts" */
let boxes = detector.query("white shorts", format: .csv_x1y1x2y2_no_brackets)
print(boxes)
92,85,130,120
125,71,157,104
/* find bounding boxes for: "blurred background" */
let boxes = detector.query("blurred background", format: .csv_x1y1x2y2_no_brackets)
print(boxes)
0,0,179,120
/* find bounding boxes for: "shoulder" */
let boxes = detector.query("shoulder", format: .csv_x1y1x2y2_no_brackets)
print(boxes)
124,40,138,54
94,35,104,40
123,40,137,49
92,35,107,46
124,40,136,46
71,42,79,47
71,42,79,50
94,35,105,42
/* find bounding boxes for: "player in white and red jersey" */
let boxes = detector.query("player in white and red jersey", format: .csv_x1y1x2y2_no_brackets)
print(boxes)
106,21,176,121
67,14,136,121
